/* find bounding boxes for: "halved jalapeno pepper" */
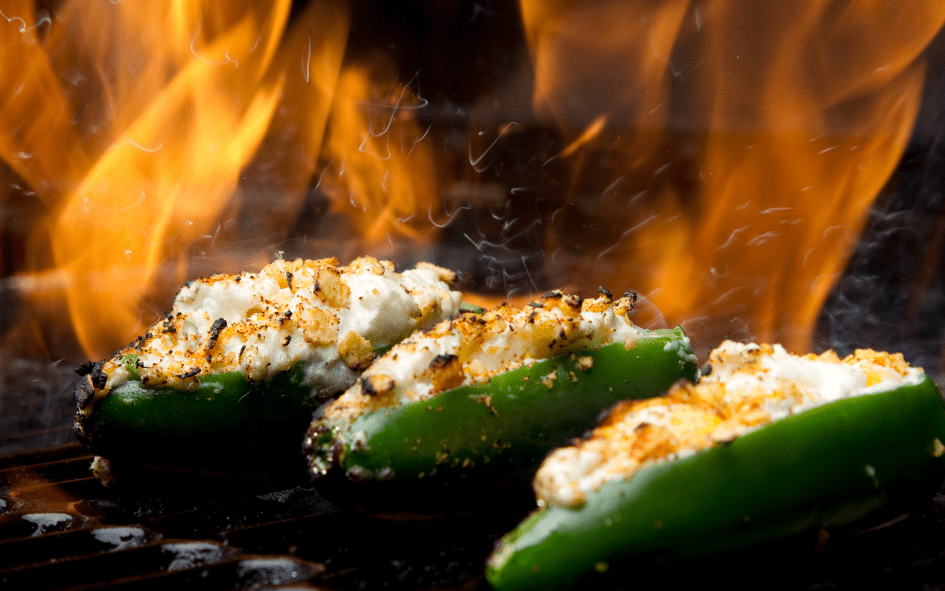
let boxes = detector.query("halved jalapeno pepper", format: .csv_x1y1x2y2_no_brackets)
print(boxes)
485,343,945,590
73,256,461,483
304,291,700,509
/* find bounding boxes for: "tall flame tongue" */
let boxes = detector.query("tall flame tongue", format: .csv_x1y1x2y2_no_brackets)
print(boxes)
2,1,944,362
0,0,348,359
320,63,444,252
522,1,945,354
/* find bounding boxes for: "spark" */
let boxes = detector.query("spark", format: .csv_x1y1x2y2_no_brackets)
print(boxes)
709,265,730,278
189,25,239,66
468,122,520,173
594,214,658,264
357,129,392,161
497,215,518,233
718,225,752,250
302,37,312,83
802,247,817,266
428,197,470,229
0,9,50,33
355,71,430,113
125,139,163,152
355,74,430,163
203,222,222,247
405,124,432,159
822,225,847,239
710,286,750,308
746,231,779,247
311,162,332,192
602,176,624,197
504,218,543,243
349,190,364,210
628,190,648,208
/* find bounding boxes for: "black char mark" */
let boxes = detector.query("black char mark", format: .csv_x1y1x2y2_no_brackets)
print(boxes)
78,360,108,389
73,376,95,410
206,318,228,351
362,375,395,396
429,354,458,369
177,367,201,379
75,361,96,376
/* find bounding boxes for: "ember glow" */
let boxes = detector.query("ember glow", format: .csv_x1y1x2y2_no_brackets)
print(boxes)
1,0,944,368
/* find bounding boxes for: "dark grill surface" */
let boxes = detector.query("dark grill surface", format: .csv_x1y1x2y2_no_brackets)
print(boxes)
3,442,945,590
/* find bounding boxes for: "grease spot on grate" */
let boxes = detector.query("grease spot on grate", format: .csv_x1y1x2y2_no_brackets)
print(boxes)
162,541,227,571
90,525,152,551
21,512,73,536
235,556,324,587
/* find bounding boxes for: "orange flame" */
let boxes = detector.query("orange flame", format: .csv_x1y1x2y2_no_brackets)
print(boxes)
320,62,444,249
1,0,348,358
2,0,943,364
522,0,945,355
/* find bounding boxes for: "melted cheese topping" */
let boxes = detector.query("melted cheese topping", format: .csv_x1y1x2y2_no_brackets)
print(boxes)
534,340,924,508
321,291,668,426
99,257,461,398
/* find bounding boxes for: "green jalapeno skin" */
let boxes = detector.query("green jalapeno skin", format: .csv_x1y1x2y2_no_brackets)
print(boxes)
485,376,945,591
72,257,464,482
74,338,405,471
74,363,320,470
307,327,699,489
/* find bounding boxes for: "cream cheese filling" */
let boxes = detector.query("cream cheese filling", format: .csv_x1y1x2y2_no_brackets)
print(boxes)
534,340,925,508
322,291,688,426
100,257,461,398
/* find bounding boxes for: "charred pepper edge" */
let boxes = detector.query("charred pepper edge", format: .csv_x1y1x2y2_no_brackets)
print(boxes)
304,326,699,486
484,375,945,591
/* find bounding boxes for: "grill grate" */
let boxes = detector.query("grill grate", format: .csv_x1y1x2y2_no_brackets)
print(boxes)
0,443,513,590
3,442,945,590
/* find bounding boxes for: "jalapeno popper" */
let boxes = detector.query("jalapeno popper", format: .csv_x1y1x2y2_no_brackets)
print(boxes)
304,290,699,505
486,341,945,591
73,256,461,483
